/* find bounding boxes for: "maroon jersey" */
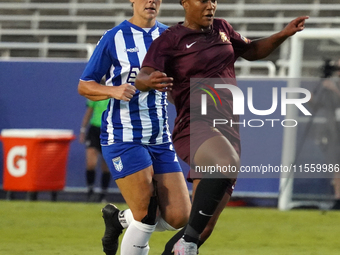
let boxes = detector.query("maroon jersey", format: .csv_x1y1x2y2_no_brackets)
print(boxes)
142,18,251,142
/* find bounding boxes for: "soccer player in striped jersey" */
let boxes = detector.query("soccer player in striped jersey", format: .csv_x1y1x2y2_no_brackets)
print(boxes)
78,0,191,254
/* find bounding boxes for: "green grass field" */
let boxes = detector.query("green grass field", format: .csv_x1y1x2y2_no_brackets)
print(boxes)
1,201,339,255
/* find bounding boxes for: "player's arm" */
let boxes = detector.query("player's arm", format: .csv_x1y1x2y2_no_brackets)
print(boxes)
241,16,309,61
135,67,173,92
79,106,93,143
78,80,136,101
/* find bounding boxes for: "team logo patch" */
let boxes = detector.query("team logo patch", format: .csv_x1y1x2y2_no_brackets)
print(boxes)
112,156,123,172
240,34,250,44
219,32,229,43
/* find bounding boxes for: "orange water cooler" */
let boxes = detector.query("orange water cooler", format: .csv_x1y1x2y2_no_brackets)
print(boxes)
0,129,75,195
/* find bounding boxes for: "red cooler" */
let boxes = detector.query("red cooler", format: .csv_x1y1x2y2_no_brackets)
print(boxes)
0,129,75,192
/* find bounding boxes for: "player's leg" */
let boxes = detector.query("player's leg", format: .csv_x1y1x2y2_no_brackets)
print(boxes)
326,142,340,210
100,169,190,255
154,172,191,230
115,167,157,255
161,179,231,255
85,147,99,201
150,143,191,231
90,125,111,202
191,179,231,245
101,143,158,255
332,172,340,210
174,135,239,254
85,125,102,201
324,141,340,210
99,157,111,202
108,143,191,255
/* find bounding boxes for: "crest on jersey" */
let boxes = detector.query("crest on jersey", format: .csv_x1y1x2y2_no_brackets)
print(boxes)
219,32,229,43
240,34,250,44
112,157,123,172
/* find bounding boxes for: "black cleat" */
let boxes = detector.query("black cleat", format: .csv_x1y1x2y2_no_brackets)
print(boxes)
101,204,123,255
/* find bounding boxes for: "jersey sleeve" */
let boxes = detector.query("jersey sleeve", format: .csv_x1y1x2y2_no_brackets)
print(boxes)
141,30,173,73
86,99,95,108
224,21,252,60
80,31,113,83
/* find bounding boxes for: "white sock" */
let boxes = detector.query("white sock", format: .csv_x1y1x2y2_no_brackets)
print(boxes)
155,216,179,232
118,209,134,229
120,219,156,255
118,210,178,232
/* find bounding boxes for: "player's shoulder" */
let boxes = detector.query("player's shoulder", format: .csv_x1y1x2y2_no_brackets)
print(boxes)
213,18,232,30
151,23,176,42
95,26,121,46
167,23,184,32
105,21,130,36
155,21,168,32
96,21,131,46
160,23,185,39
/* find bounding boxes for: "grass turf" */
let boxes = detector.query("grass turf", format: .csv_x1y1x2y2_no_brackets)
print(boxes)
0,201,339,255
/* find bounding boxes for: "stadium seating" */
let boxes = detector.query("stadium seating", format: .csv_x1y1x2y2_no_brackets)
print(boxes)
0,0,339,76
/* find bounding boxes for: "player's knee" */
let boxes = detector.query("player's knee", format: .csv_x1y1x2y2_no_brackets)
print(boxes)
166,212,189,229
171,218,188,229
86,161,97,169
166,202,190,229
221,153,240,168
156,215,186,231
140,193,158,225
132,181,158,223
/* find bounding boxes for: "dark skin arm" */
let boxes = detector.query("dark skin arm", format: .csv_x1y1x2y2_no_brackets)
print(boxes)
135,67,173,92
242,16,309,61
135,16,309,92
79,106,93,143
135,68,175,104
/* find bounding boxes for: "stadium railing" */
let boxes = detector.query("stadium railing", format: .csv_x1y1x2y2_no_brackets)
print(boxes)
235,60,276,78
1,1,339,76
0,42,94,59
1,2,339,13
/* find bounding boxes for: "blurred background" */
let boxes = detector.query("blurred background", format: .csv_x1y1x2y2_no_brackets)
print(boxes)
1,0,340,209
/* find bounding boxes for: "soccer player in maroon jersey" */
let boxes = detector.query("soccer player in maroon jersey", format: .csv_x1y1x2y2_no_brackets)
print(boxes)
135,0,308,253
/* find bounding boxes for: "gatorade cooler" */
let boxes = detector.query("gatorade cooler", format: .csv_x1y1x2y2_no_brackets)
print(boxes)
0,129,75,192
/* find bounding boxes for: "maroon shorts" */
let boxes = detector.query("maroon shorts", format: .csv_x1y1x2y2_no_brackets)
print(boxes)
173,120,241,196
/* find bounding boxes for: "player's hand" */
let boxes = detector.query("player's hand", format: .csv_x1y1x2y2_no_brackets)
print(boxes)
111,83,136,101
282,16,309,36
148,71,173,92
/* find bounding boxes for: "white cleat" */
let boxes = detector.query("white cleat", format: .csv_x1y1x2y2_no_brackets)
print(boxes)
173,237,198,255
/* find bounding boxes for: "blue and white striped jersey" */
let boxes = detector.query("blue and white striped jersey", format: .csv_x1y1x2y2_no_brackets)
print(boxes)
80,20,171,145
